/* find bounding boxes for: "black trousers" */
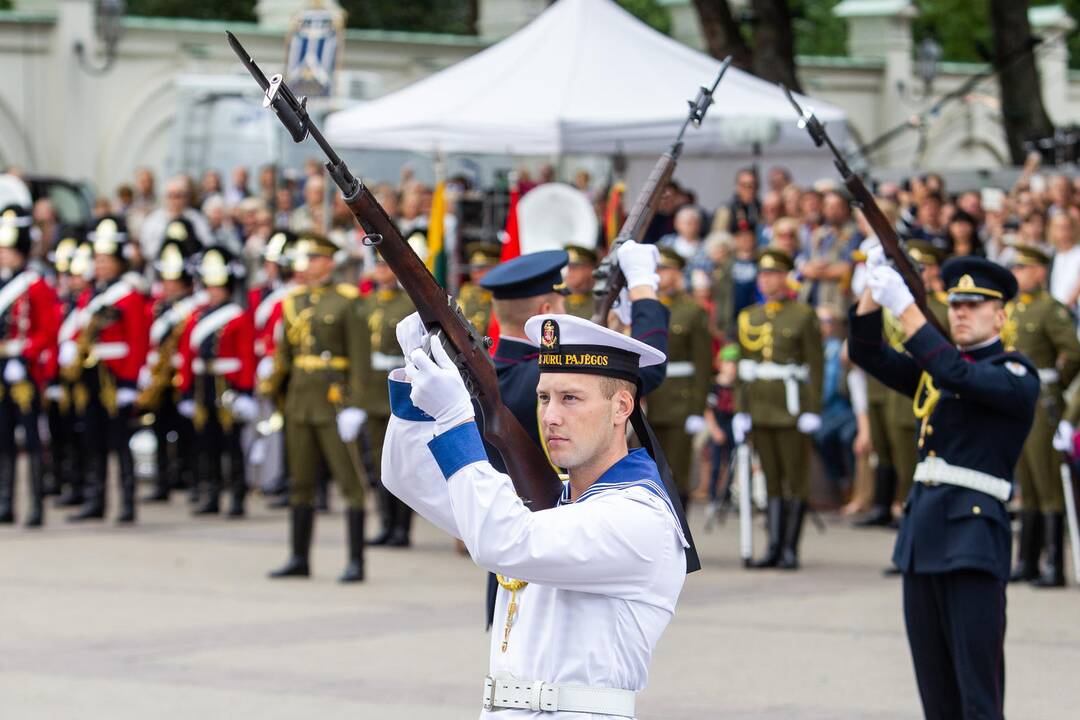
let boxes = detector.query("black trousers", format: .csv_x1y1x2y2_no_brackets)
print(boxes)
83,387,136,507
196,412,246,504
903,570,1006,720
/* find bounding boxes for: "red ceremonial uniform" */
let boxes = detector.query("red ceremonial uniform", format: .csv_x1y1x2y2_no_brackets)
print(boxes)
248,284,288,361
87,278,149,386
176,301,256,395
1,271,59,388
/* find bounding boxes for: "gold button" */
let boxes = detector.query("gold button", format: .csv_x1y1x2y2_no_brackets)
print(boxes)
926,426,933,435
972,505,982,515
928,450,937,457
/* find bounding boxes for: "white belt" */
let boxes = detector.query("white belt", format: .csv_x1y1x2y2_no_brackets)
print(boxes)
193,357,242,375
738,359,808,416
666,361,694,378
913,456,1011,503
93,342,129,360
1038,368,1060,385
372,351,405,372
147,350,159,367
0,339,24,358
482,675,635,716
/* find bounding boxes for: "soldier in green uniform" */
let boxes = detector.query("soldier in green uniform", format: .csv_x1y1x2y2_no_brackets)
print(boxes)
562,244,598,320
365,251,417,547
648,248,713,509
734,247,823,570
457,242,499,336
265,233,372,582
1006,243,1080,587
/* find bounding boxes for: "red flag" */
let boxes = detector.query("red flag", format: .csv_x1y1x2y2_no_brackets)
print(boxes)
488,186,522,354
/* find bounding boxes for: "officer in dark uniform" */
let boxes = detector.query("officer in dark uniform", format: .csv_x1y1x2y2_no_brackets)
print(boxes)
849,252,1039,720
475,242,669,626
562,244,598,320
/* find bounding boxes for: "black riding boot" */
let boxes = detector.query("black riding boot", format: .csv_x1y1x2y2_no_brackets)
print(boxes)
269,505,314,578
227,448,246,518
369,486,397,546
339,509,366,583
193,452,221,516
778,500,807,570
25,454,45,527
69,451,106,521
387,501,413,548
1032,513,1066,588
0,453,14,523
1010,511,1042,582
143,432,172,502
854,465,895,527
116,445,137,524
750,497,785,569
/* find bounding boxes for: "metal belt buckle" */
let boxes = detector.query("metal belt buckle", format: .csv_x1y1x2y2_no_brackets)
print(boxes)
482,674,496,711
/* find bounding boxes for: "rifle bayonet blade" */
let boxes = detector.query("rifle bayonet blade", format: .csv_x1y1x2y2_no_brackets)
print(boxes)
226,31,271,92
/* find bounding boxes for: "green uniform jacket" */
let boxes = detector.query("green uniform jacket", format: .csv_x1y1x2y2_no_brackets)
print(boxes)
458,282,493,336
735,299,823,428
364,287,416,419
564,291,596,320
266,281,372,424
1008,289,1080,419
648,293,713,426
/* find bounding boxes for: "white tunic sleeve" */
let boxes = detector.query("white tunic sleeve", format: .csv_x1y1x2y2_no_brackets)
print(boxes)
428,421,682,601
380,371,461,539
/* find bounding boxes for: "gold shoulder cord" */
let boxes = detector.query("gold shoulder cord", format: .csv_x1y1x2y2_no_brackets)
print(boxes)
738,311,773,359
496,575,527,652
912,371,940,448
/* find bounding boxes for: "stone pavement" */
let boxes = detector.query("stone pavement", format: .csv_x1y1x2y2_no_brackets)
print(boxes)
1,495,1078,719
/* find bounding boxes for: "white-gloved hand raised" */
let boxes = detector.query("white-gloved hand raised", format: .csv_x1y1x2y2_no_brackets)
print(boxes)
616,240,660,291
3,360,26,384
230,393,259,423
1053,420,1074,453
684,414,706,435
336,406,368,443
732,412,752,444
396,311,428,358
407,336,474,435
868,264,914,317
797,412,822,434
612,287,633,327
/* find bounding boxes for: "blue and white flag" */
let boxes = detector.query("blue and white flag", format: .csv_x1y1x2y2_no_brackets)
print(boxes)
285,5,344,98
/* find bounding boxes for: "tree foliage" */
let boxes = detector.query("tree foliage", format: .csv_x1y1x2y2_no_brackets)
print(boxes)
126,0,255,22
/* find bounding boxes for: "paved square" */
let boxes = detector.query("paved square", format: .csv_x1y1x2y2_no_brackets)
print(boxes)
2,497,1077,719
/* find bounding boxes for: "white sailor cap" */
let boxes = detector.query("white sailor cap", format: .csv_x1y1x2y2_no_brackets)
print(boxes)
524,314,665,383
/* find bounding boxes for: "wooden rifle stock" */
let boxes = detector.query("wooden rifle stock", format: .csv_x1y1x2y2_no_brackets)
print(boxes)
345,187,564,510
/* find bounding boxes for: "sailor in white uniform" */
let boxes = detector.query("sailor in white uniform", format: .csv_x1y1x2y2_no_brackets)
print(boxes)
382,313,690,718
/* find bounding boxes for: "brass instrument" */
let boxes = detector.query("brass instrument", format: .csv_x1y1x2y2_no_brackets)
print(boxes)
136,319,187,411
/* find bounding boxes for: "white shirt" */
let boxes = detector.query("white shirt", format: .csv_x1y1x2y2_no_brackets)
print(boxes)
381,371,686,719
1050,244,1080,312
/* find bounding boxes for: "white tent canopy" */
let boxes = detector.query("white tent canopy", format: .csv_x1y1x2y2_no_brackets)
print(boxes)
324,0,848,159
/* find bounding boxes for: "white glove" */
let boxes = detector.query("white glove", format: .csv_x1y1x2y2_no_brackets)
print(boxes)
248,437,266,466
116,387,139,408
3,360,26,384
616,240,660,291
137,366,152,390
865,245,887,271
230,393,259,423
797,412,822,434
256,356,275,381
396,311,428,358
178,399,196,418
45,385,64,402
612,287,633,326
684,414,706,435
868,264,914,317
58,340,77,368
1054,420,1074,453
732,412,752,444
407,338,474,435
336,406,368,443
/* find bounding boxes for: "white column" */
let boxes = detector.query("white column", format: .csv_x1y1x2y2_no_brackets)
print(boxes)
1028,5,1076,126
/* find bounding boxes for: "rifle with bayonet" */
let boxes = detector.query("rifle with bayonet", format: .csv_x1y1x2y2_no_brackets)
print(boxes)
226,31,564,510
780,85,949,338
591,57,732,325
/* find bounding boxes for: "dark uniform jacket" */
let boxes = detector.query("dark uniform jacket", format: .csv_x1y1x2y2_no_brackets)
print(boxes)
849,307,1040,581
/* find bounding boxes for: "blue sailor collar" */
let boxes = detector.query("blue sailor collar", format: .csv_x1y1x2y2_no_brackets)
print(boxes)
558,448,688,548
